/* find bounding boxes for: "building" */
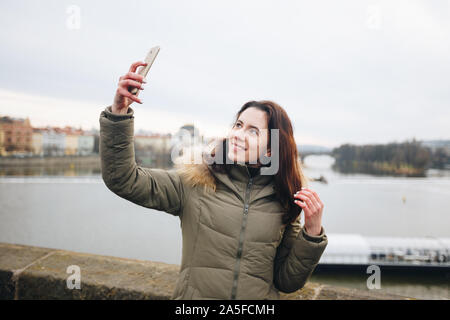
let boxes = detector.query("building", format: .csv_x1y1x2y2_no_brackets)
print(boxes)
84,128,100,154
0,116,33,155
171,124,204,149
32,129,43,156
135,133,171,153
0,114,101,157
62,127,83,156
134,133,172,167
41,127,65,156
0,129,5,156
78,134,95,155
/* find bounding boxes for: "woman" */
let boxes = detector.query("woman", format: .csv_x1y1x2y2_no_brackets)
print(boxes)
100,61,328,300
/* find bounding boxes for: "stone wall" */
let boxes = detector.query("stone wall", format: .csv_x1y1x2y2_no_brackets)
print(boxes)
0,242,413,300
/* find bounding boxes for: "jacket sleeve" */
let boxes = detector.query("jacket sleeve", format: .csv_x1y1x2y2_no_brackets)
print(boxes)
99,105,185,216
273,214,328,293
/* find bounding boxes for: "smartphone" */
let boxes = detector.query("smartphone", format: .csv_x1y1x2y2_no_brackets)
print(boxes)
129,46,160,95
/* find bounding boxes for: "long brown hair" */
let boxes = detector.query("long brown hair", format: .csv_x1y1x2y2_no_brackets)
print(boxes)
208,100,309,225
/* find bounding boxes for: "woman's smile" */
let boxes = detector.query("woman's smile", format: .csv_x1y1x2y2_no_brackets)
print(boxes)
231,141,247,152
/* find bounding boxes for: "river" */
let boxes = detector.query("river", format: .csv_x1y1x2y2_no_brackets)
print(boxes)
0,155,449,299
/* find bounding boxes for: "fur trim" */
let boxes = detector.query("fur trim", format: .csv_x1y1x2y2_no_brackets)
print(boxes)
173,146,217,193
173,145,311,192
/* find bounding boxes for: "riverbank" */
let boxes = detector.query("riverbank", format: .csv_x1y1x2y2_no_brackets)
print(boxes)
0,155,442,178
0,155,100,167
0,242,413,300
0,155,101,176
332,160,427,177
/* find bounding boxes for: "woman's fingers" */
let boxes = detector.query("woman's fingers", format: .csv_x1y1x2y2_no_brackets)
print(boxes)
111,61,147,112
119,79,145,91
294,199,313,217
117,87,142,104
295,193,318,212
119,72,147,83
129,61,148,73
294,189,322,209
294,188,324,233
301,188,324,209
294,190,318,209
293,187,325,222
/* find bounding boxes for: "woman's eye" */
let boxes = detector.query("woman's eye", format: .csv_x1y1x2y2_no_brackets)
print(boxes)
249,129,258,135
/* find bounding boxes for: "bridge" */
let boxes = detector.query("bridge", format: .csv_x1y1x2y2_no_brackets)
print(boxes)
298,150,332,162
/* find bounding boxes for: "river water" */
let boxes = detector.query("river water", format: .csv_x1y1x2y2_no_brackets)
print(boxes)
0,155,449,299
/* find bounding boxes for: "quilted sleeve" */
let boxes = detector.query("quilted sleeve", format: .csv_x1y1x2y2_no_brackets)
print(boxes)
99,105,185,216
273,215,328,293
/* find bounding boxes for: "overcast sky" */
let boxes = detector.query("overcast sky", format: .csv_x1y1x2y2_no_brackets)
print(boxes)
0,0,449,148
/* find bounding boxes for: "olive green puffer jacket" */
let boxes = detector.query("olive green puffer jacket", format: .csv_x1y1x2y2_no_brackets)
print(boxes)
99,106,328,300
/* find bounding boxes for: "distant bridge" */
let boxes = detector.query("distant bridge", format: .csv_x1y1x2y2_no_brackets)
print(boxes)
299,150,332,162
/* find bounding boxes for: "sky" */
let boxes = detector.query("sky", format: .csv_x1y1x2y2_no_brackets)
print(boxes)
0,0,449,148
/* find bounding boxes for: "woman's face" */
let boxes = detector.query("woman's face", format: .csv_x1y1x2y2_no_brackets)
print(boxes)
227,107,271,165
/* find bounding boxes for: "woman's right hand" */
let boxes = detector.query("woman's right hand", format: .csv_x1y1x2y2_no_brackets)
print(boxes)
111,61,148,115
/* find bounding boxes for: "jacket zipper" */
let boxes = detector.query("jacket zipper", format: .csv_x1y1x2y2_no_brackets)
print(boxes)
230,176,253,300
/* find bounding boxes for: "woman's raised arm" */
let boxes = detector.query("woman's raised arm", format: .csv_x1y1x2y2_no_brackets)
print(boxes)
99,61,186,217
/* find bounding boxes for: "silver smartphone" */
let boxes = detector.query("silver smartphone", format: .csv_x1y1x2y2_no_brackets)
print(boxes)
129,46,160,95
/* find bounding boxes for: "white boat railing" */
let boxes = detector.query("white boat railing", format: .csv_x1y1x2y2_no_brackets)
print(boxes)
319,234,450,267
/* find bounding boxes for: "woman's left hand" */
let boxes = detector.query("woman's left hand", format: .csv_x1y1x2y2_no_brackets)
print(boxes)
293,187,324,236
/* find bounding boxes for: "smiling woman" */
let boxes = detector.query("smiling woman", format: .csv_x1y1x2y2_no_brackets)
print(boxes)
214,100,317,226
99,60,328,300
227,106,269,165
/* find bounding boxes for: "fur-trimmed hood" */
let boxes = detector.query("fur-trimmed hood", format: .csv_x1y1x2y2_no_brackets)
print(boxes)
173,146,217,192
172,144,311,193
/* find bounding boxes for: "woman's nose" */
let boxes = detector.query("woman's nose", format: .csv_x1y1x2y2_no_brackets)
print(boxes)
232,129,246,143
